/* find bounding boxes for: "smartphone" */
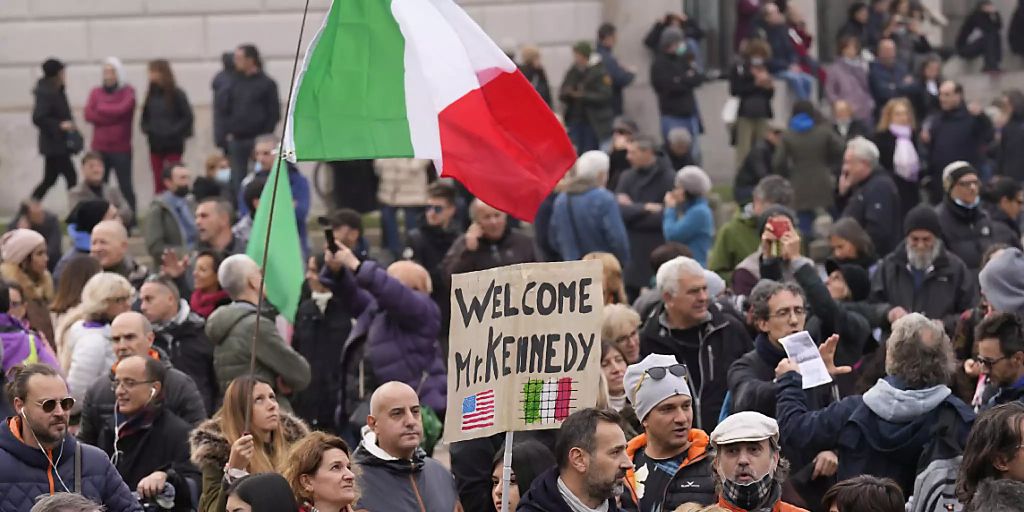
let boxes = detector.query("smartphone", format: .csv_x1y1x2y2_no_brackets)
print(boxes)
768,218,790,258
325,228,340,253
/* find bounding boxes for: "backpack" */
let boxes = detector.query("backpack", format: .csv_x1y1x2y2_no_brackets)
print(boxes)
906,404,965,512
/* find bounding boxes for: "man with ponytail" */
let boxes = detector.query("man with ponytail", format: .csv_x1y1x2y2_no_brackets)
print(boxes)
0,363,139,511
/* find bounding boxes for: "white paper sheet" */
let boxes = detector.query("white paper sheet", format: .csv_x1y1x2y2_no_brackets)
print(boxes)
780,331,833,389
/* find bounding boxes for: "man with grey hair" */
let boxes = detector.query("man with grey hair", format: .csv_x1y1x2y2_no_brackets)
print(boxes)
639,256,751,431
774,313,975,496
665,127,694,170
30,493,105,512
616,135,675,299
204,254,311,410
549,150,630,262
838,136,902,255
442,199,535,275
709,175,793,282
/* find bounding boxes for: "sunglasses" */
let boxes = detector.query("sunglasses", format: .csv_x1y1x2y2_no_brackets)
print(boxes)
34,397,75,413
427,205,447,214
632,364,688,395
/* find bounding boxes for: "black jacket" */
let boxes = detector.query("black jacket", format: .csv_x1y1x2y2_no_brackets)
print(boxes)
998,116,1024,180
873,129,920,175
78,347,209,447
210,55,237,149
870,242,978,334
956,9,1003,50
90,407,200,512
729,62,774,119
935,198,1018,272
220,71,280,139
518,467,622,512
352,441,459,512
639,302,753,432
141,86,193,154
1012,0,1024,56
651,52,703,119
987,202,1023,243
32,78,73,156
442,228,536,277
154,307,219,413
290,295,353,431
616,161,676,290
407,222,460,305
841,168,903,256
520,64,552,107
734,139,775,205
925,106,994,177
449,431,557,512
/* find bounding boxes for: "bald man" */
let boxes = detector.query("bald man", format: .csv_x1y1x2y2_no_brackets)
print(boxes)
90,220,148,288
78,311,207,447
441,199,535,276
353,381,462,512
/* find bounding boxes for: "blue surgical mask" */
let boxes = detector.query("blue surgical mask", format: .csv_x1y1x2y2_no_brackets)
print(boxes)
253,161,263,173
675,42,688,56
954,196,981,209
215,167,231,184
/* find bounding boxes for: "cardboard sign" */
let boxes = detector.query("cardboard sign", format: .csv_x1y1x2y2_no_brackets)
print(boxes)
444,260,604,442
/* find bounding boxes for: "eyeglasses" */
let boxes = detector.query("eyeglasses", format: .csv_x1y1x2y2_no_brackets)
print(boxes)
770,307,806,320
34,397,75,413
427,205,447,214
632,364,687,396
614,330,638,345
977,355,1010,369
111,378,157,392
955,179,980,189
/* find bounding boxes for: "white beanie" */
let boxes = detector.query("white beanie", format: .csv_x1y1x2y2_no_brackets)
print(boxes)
675,166,712,196
624,354,692,421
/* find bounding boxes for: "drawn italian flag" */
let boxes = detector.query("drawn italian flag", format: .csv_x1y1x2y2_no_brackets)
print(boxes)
284,0,577,221
523,378,574,424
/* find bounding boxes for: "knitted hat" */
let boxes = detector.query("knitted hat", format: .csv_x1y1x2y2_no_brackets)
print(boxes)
41,58,64,78
612,116,639,134
624,354,692,421
711,411,779,446
0,229,45,265
704,270,725,298
825,259,870,302
941,161,978,193
66,199,112,234
676,166,712,196
659,26,685,49
980,248,1024,314
902,204,942,237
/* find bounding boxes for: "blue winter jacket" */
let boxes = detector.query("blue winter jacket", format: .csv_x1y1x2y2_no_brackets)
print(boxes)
0,418,141,512
323,261,447,416
549,183,630,264
775,372,974,495
662,197,714,266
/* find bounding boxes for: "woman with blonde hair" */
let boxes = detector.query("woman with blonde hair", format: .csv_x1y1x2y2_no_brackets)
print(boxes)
54,271,133,406
0,228,55,344
602,303,642,363
190,375,310,512
283,431,358,512
583,252,628,305
872,97,921,217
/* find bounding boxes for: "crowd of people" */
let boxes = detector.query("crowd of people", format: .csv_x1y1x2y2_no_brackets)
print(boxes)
9,1,1024,512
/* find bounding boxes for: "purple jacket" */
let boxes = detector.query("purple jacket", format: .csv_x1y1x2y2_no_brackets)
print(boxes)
324,262,447,414
85,85,135,153
0,313,59,374
825,59,875,123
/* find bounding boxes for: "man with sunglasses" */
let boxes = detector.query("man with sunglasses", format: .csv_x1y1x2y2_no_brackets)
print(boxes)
976,312,1024,408
79,311,207,449
622,353,715,511
0,364,139,511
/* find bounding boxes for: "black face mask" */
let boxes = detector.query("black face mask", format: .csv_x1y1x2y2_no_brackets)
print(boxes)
172,186,190,198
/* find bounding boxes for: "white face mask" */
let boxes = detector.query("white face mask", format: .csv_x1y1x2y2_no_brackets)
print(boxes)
215,167,231,184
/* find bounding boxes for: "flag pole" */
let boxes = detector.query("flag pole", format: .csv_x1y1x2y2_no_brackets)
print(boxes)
245,0,313,434
501,431,514,512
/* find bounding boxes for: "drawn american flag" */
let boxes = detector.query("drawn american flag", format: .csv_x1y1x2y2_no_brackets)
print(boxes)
461,389,495,431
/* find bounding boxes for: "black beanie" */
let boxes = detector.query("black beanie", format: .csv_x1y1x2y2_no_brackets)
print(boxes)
903,203,942,237
41,58,64,78
66,199,111,233
825,259,871,302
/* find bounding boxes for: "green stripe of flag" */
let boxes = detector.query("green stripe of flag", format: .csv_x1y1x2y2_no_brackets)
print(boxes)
246,159,305,322
523,379,543,424
290,0,414,160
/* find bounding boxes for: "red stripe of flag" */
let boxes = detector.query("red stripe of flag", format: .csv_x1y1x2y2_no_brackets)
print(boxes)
555,377,572,421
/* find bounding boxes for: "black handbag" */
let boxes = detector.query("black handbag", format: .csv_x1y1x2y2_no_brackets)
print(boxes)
65,129,84,155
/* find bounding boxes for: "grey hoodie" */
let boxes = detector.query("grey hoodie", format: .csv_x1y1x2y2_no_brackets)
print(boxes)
862,378,951,422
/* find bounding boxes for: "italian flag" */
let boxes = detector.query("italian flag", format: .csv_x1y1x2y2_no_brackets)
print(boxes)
284,0,576,221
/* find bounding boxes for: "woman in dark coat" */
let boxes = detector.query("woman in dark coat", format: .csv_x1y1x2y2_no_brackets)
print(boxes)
31,58,79,201
141,59,194,194
872,97,923,218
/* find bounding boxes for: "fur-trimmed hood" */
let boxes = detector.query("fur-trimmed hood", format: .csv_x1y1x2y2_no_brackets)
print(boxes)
189,411,309,469
0,261,53,302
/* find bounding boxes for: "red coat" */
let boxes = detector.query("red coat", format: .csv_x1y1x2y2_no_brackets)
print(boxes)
84,85,135,153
